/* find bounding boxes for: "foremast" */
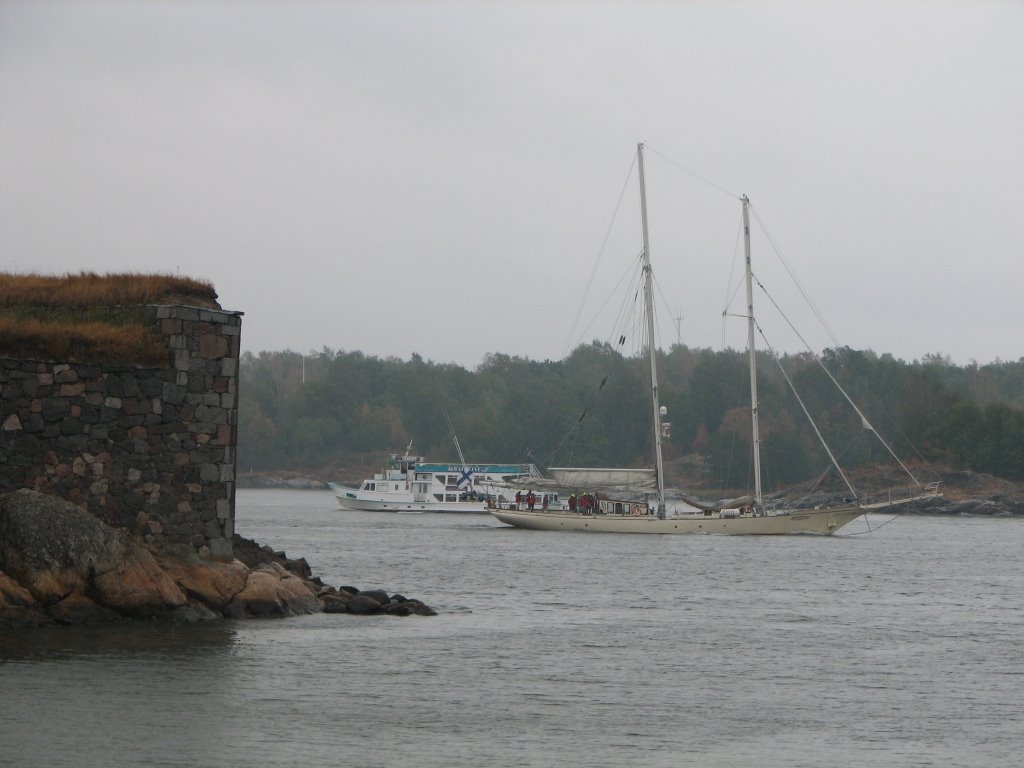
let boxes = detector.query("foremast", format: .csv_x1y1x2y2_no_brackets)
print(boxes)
742,195,764,510
638,142,667,517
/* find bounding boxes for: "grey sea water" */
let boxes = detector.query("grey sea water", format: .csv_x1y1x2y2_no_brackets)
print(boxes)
2,489,1022,768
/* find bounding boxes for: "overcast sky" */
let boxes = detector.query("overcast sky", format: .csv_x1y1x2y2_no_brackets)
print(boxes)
2,0,1021,369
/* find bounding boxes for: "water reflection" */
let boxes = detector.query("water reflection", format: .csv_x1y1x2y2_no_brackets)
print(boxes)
0,620,239,663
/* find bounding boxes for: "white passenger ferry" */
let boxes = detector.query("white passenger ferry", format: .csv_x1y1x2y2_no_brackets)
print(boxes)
328,449,559,513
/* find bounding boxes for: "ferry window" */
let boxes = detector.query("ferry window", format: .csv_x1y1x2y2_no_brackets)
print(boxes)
366,482,375,491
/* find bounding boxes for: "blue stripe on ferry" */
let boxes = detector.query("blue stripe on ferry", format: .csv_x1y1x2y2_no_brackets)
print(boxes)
417,464,530,473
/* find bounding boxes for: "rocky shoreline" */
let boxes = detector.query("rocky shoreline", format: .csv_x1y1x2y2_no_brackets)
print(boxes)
776,468,1024,517
0,489,435,628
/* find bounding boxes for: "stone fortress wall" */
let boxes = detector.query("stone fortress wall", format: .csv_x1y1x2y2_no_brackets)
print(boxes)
0,306,241,558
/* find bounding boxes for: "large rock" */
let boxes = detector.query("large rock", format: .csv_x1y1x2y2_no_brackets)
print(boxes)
47,592,123,625
0,490,186,617
158,552,250,611
0,569,51,627
0,489,435,626
223,562,323,618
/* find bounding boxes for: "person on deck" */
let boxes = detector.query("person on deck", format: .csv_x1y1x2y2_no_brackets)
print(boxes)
527,491,536,510
568,492,577,512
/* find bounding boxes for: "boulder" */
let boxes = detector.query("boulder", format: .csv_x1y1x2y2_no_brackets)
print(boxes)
0,489,186,617
358,588,391,605
321,593,352,613
224,563,323,618
391,599,437,617
347,593,383,615
159,554,250,611
0,570,51,627
0,570,35,608
47,593,123,625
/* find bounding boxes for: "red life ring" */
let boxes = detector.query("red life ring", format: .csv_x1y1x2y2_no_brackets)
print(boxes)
632,505,642,516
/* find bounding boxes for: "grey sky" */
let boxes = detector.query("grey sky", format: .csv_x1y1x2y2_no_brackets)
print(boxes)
2,0,1021,368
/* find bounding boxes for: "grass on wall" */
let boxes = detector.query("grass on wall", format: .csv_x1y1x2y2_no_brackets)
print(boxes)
0,271,219,308
0,272,221,365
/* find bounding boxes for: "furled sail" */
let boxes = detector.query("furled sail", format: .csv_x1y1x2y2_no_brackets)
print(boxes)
548,467,658,492
676,493,756,512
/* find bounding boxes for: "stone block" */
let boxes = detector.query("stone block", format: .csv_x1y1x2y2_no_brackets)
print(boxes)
199,334,229,360
59,420,84,436
194,404,227,424
171,307,200,322
42,399,70,421
208,537,233,559
203,519,223,539
162,383,184,403
217,424,235,446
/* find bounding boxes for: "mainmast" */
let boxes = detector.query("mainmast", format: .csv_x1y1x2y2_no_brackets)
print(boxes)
741,195,763,509
637,142,667,517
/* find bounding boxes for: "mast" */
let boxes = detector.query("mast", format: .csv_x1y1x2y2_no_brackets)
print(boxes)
637,142,667,517
742,195,763,509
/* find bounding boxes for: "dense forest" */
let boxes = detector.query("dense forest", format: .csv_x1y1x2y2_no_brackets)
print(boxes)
237,344,1024,491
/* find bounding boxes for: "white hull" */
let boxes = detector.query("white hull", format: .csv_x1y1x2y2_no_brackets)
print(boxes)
329,483,489,513
490,505,867,535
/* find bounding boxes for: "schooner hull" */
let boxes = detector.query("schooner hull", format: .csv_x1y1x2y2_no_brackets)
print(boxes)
489,506,866,535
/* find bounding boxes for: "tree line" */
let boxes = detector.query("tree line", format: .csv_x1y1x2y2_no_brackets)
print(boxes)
238,344,1024,486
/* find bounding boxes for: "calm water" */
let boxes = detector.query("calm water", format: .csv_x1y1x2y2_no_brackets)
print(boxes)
2,489,1022,767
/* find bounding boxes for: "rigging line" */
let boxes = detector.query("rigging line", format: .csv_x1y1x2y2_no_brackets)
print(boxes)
644,145,741,201
793,467,831,508
748,202,841,349
753,274,924,489
652,270,683,349
441,406,468,470
573,250,644,352
610,253,646,349
876,408,936,481
757,324,860,500
721,212,745,348
846,515,898,535
562,151,639,359
547,262,643,466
